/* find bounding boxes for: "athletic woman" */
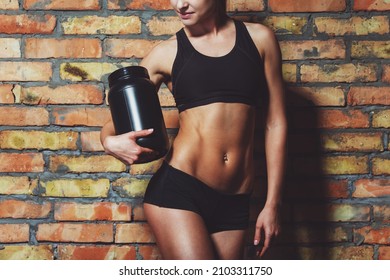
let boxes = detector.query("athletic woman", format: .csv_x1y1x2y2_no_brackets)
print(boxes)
100,0,287,260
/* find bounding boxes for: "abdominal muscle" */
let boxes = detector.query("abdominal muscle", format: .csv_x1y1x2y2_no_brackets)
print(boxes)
166,102,256,194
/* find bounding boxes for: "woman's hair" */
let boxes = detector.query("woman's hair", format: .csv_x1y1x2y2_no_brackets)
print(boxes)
216,0,228,24
218,0,227,12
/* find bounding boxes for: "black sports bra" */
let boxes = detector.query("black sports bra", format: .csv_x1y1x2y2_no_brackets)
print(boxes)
171,19,268,113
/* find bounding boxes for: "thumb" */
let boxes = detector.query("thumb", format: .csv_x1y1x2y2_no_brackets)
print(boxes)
128,128,154,139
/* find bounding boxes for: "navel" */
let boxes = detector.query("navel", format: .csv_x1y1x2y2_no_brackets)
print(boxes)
223,153,228,162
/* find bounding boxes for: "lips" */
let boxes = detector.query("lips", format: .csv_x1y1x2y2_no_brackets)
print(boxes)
178,12,194,20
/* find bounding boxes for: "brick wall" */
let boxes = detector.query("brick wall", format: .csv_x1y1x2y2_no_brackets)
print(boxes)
0,0,389,260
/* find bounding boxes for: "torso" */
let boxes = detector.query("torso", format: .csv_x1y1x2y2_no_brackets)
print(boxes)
142,19,268,194
167,103,255,194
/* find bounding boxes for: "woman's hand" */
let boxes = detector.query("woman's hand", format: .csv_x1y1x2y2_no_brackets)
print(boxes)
102,128,157,165
254,204,281,258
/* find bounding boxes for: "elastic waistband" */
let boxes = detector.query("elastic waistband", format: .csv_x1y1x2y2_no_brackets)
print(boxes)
162,161,251,198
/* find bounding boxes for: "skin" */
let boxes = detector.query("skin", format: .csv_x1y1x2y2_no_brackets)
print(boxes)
100,0,287,259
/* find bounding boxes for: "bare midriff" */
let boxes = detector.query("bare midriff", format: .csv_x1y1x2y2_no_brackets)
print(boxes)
166,102,256,194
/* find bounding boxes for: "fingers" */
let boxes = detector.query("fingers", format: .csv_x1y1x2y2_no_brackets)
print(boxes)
255,225,279,258
259,233,272,257
128,128,154,139
254,225,261,247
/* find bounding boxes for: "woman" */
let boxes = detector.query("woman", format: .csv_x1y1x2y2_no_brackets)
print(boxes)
100,0,287,260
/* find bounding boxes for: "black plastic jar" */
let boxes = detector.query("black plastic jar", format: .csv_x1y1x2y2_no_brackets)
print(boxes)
107,66,169,161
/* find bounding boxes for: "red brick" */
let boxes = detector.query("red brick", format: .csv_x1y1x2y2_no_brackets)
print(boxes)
273,225,349,244
372,157,390,175
37,223,113,243
0,84,15,104
51,107,110,127
301,63,377,83
116,223,155,243
383,65,390,83
0,199,50,218
262,16,308,35
54,202,131,221
0,224,29,242
354,226,390,244
0,0,19,9
285,179,349,199
62,16,141,35
49,155,126,173
352,41,390,59
269,0,346,12
0,62,52,82
133,205,146,221
321,132,383,152
58,245,137,260
22,84,104,105
301,246,374,260
227,0,265,12
287,87,345,107
108,0,172,10
378,247,390,260
282,63,298,82
374,206,390,223
40,178,110,198
315,16,389,36
0,245,53,260
317,109,369,128
60,62,133,82
81,131,104,152
105,39,161,58
354,0,390,11
138,245,162,260
353,179,390,198
294,203,370,222
0,153,44,172
280,39,346,60
112,178,149,198
293,109,369,129
0,130,78,150
0,176,36,195
0,107,49,126
25,38,102,58
130,159,164,175
373,110,390,128
348,87,390,106
294,156,369,175
158,87,176,107
147,16,183,36
0,38,20,58
0,14,56,34
24,0,100,10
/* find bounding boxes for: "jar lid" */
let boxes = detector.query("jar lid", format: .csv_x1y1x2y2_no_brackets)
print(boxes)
108,66,150,88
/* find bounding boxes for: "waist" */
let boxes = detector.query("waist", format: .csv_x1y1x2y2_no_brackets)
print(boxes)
166,103,256,193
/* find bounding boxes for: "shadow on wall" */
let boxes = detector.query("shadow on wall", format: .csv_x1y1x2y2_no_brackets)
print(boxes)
246,88,333,260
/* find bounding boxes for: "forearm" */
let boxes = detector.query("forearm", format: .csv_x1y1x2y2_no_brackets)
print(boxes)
100,121,115,147
264,121,287,208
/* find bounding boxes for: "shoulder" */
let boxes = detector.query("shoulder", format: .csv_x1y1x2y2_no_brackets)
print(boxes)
241,21,280,58
140,34,178,76
146,35,177,59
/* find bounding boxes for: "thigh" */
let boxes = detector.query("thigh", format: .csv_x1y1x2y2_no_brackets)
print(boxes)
144,203,217,260
211,229,247,260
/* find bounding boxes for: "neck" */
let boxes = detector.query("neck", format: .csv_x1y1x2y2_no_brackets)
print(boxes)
186,14,229,37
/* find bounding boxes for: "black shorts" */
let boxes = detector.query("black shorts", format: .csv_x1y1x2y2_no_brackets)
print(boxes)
143,161,250,234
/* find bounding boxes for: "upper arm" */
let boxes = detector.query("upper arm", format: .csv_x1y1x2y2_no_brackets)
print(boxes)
139,37,177,91
247,23,286,126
